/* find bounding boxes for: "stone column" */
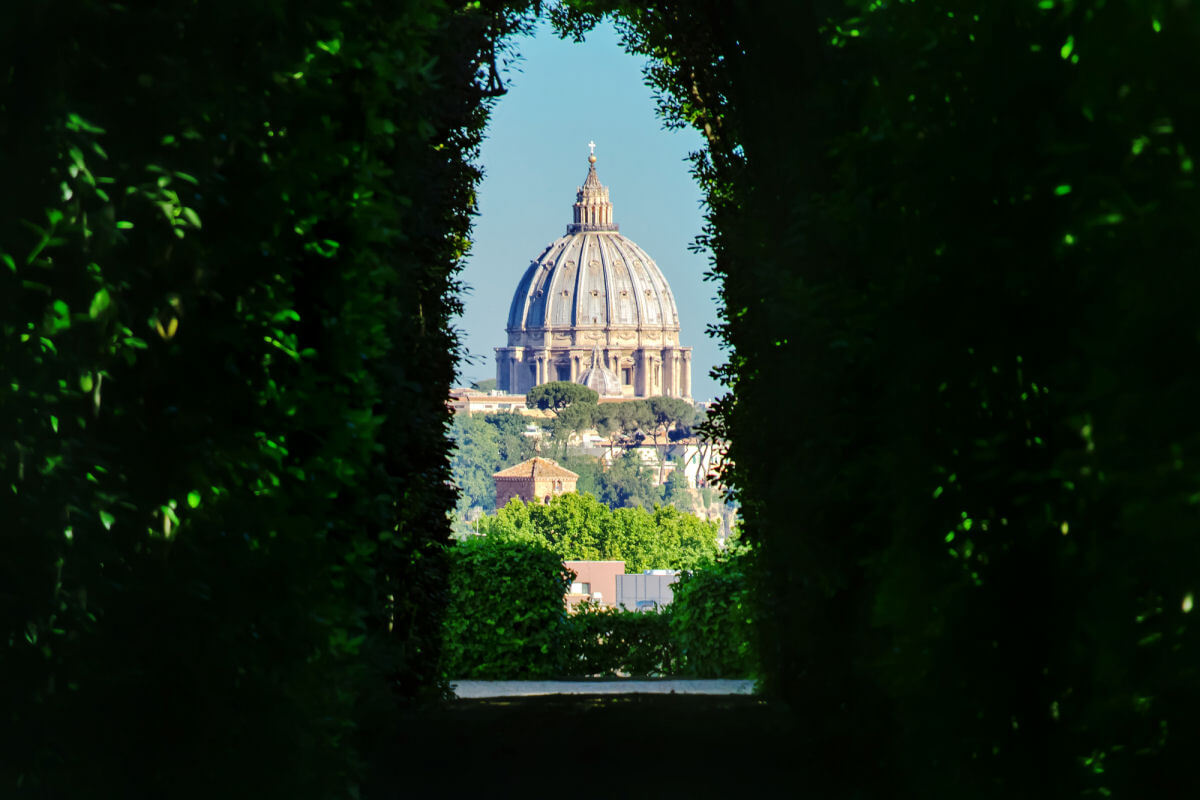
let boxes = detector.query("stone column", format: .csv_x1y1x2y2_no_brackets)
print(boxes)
682,353,692,398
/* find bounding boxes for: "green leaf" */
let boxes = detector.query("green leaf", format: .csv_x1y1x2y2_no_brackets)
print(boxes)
88,288,112,319
187,490,202,508
48,300,71,333
99,510,115,530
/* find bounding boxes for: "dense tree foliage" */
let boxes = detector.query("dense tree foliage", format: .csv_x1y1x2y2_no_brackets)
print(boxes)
662,468,695,513
477,492,718,572
595,449,664,509
0,0,535,793
525,380,599,412
557,0,1200,794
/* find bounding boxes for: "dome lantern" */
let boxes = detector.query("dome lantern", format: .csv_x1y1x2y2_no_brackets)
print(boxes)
569,144,617,234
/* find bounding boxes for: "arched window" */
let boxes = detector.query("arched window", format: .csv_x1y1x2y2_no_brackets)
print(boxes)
543,495,551,504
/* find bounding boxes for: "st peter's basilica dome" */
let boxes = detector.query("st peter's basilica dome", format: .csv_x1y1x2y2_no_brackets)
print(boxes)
495,147,692,399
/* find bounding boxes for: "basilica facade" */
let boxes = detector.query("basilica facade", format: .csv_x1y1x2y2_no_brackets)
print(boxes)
495,149,692,399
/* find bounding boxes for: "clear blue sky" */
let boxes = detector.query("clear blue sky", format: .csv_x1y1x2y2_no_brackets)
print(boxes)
454,19,724,401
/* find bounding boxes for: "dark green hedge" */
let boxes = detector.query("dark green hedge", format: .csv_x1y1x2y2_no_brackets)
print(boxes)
0,1,534,794
582,0,1200,794
565,601,679,676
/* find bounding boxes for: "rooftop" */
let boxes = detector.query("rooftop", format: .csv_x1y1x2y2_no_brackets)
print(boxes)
493,457,580,481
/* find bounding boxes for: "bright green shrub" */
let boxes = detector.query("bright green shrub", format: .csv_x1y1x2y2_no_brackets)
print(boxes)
670,550,756,678
476,493,718,571
441,537,572,679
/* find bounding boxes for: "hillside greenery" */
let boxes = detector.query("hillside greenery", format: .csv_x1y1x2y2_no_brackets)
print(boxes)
450,408,712,515
449,411,537,515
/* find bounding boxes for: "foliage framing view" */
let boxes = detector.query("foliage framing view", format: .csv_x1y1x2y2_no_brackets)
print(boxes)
1,1,537,794
561,0,1200,796
4,0,1200,797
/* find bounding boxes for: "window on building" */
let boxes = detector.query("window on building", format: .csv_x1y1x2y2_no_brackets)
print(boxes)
557,364,570,381
623,368,632,385
570,582,591,595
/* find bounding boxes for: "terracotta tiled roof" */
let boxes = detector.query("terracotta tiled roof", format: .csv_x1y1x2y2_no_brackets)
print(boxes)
493,457,580,480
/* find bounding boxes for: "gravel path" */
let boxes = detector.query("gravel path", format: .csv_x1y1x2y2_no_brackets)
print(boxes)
451,679,756,698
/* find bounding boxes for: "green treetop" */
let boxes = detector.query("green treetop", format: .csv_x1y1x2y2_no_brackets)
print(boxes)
525,381,599,413
476,492,718,573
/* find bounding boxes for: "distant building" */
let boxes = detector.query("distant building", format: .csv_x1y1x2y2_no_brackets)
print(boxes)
616,571,680,612
448,389,548,417
564,560,625,609
493,457,579,507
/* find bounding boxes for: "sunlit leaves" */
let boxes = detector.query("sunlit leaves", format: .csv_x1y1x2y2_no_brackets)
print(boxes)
2,2,525,790
87,288,111,319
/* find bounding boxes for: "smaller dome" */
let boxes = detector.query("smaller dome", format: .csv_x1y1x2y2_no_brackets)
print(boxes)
577,346,622,397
